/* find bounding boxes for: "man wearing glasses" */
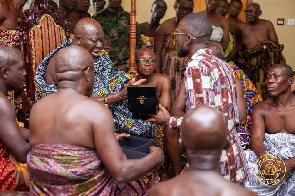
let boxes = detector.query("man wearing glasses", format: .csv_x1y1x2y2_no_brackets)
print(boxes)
237,3,285,99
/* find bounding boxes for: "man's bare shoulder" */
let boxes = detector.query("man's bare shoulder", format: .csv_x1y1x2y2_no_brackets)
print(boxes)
157,17,177,32
0,93,13,113
152,73,170,81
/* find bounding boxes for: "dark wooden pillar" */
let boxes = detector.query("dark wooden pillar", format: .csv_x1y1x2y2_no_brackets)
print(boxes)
129,0,136,74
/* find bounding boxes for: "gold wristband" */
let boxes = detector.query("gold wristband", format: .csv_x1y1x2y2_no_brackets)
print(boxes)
104,95,109,105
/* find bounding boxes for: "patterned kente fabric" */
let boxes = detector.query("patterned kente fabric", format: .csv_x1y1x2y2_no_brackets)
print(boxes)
230,62,263,149
0,141,16,190
245,133,295,196
28,144,159,195
170,48,248,186
0,141,28,191
93,6,142,66
237,40,286,99
0,26,20,48
161,32,189,102
35,40,156,138
141,34,154,51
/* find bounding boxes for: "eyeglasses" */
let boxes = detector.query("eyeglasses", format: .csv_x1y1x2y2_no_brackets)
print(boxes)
173,31,196,40
177,6,193,13
136,58,156,64
244,9,259,14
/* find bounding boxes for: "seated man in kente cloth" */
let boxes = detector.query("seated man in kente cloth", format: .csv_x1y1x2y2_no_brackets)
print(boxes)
0,46,29,195
35,18,157,139
245,64,295,195
28,45,164,195
237,3,285,99
149,105,257,196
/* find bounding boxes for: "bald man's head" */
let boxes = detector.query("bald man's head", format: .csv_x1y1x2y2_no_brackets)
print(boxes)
55,45,94,94
0,46,23,69
0,45,25,91
73,18,104,56
180,105,227,152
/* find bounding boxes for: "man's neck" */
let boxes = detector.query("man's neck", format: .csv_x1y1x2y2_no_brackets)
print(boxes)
147,17,160,28
272,91,294,107
0,85,8,95
205,8,217,16
137,74,150,83
189,44,208,57
187,151,220,171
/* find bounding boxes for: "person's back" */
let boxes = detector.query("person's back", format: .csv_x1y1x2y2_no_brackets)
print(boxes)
149,105,256,196
29,45,163,195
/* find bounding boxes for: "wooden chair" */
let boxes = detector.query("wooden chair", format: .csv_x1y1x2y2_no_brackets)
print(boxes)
19,0,71,127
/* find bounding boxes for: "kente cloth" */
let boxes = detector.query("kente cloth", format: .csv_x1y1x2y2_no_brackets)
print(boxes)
152,125,165,150
93,6,142,66
0,141,28,191
170,48,248,186
161,32,189,102
0,26,20,48
35,40,156,138
225,33,234,57
245,133,295,196
0,141,17,190
237,40,286,99
28,144,159,196
210,25,223,42
230,62,262,149
141,34,154,51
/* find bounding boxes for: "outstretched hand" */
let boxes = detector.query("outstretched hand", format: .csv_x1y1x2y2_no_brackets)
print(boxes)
118,78,146,100
116,133,130,140
146,104,171,126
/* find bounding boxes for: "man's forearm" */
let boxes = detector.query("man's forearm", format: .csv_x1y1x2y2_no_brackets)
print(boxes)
250,137,267,157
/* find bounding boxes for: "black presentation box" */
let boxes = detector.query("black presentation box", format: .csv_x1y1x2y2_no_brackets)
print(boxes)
127,85,159,116
118,136,154,159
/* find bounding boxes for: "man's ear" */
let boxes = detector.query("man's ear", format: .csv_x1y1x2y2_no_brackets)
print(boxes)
75,35,82,45
258,10,262,16
83,67,91,82
186,36,193,45
288,76,294,86
0,67,8,79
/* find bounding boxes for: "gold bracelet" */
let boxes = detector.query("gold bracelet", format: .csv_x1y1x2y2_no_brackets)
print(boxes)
104,95,109,105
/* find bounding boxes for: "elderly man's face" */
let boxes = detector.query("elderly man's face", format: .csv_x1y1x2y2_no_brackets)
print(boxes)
136,49,156,77
245,4,261,23
108,0,122,8
79,31,104,57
